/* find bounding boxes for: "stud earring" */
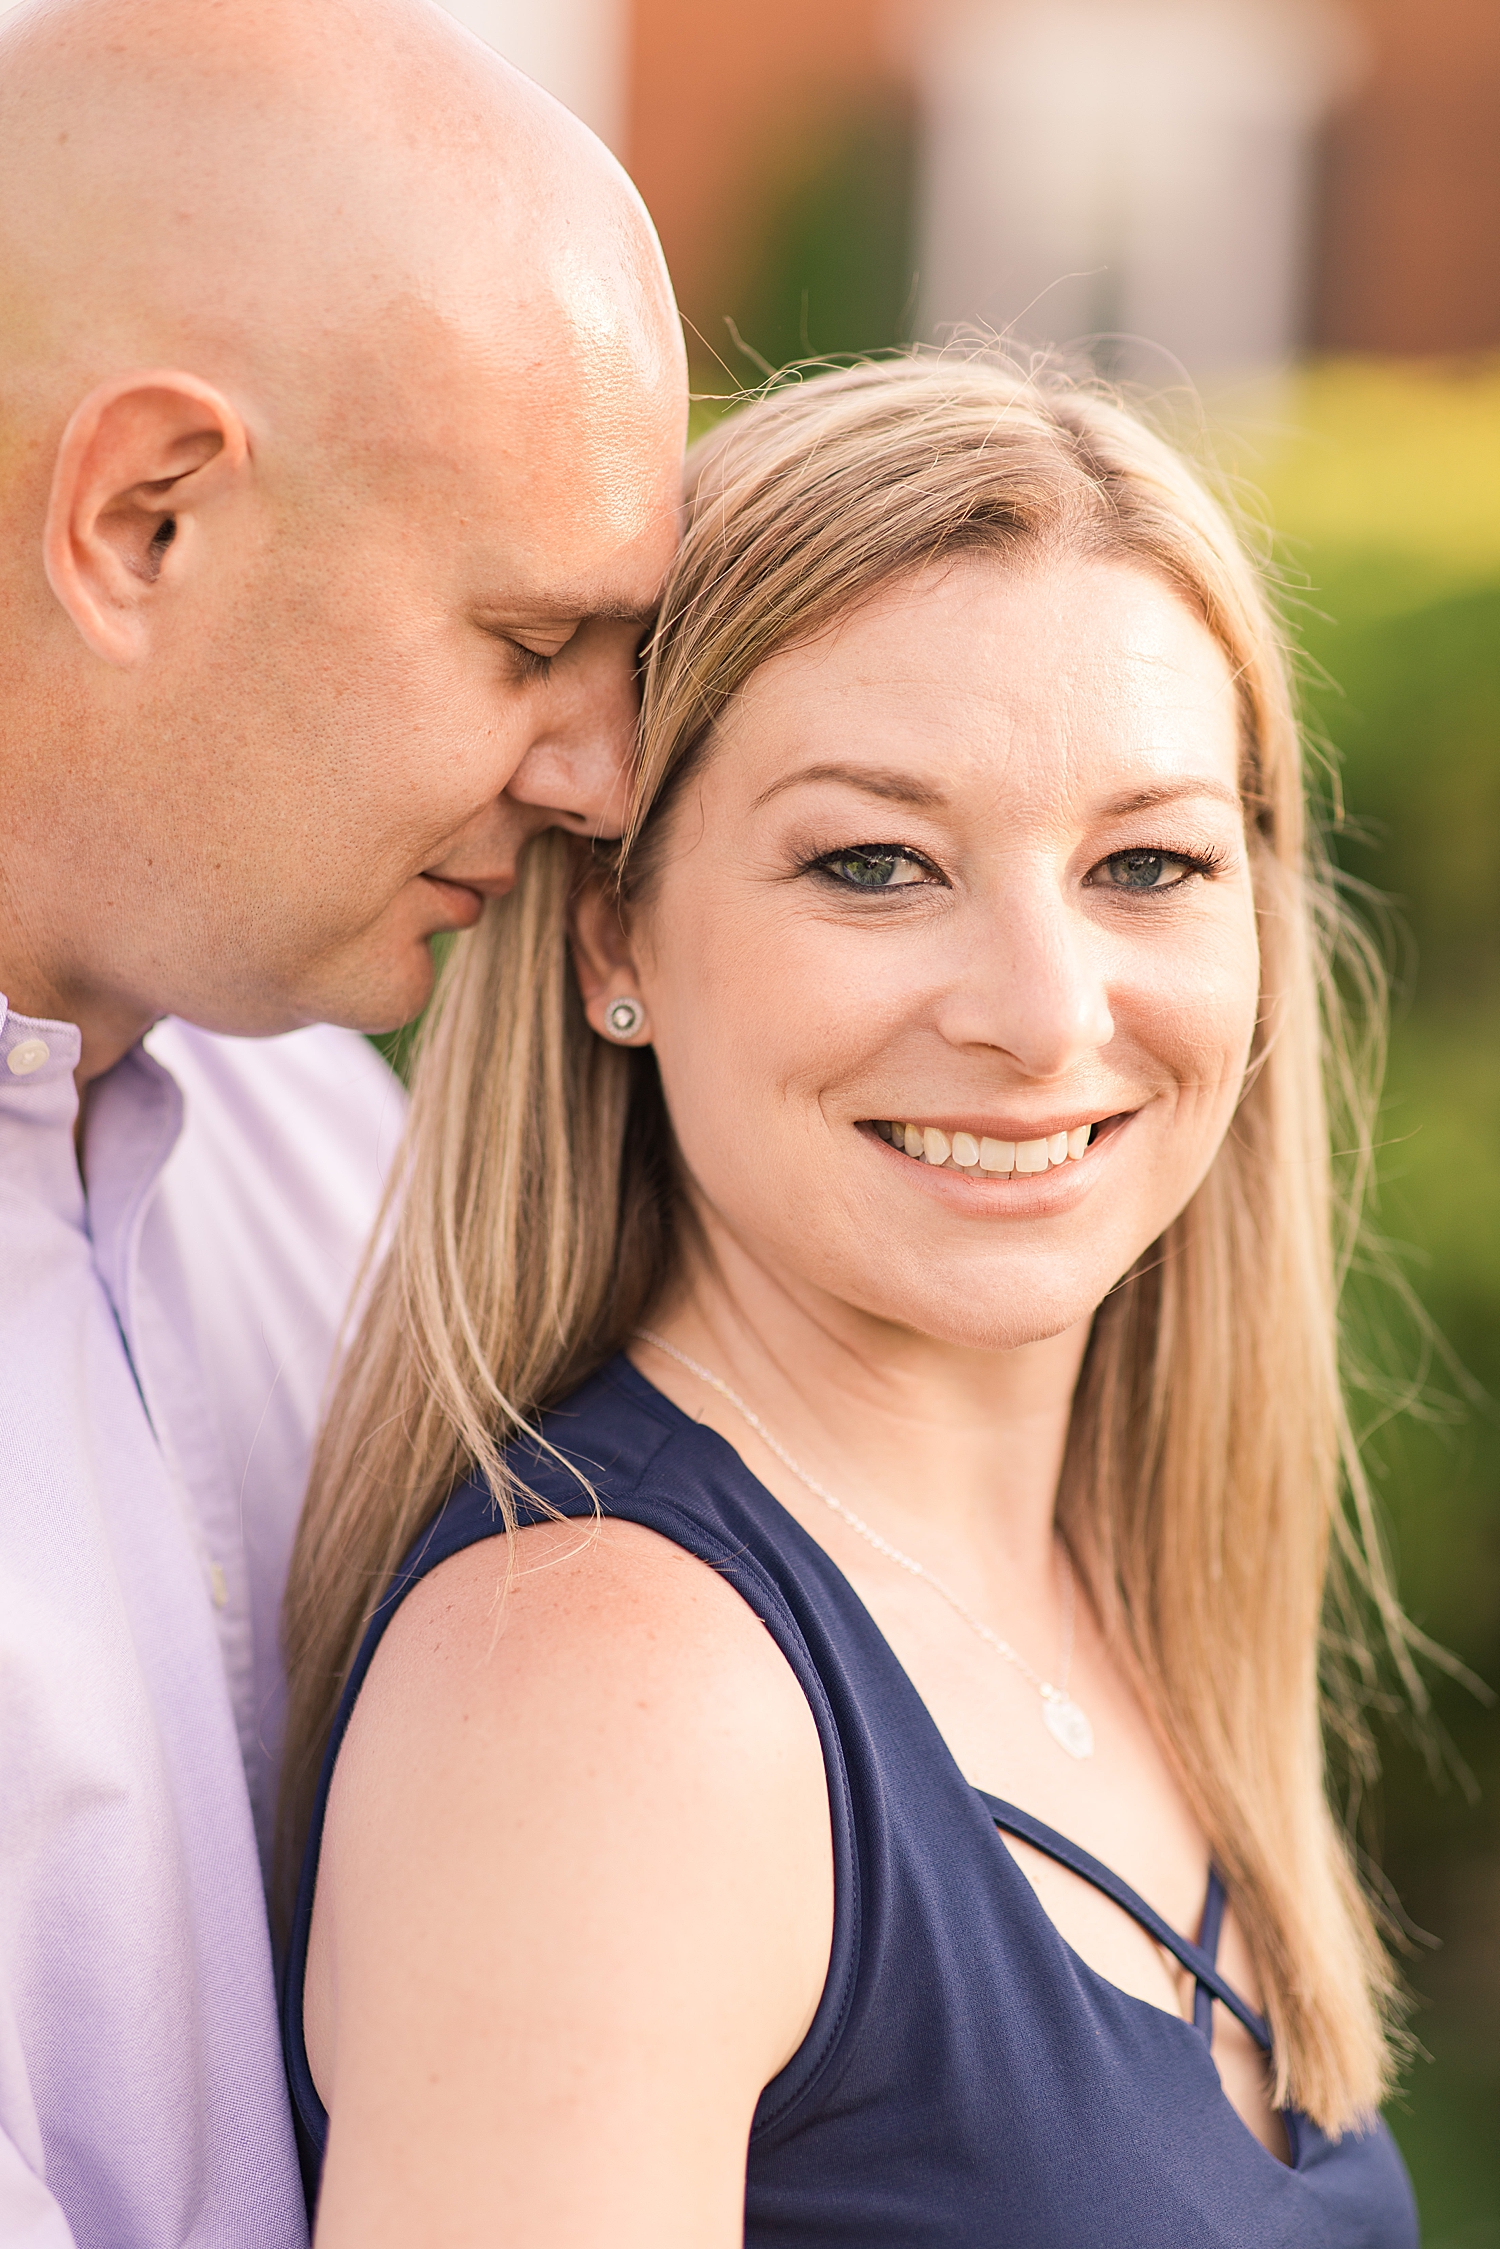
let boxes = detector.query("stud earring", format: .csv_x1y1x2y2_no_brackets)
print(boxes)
605,997,645,1040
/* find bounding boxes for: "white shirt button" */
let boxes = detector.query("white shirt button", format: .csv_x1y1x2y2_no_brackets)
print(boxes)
6,1038,50,1077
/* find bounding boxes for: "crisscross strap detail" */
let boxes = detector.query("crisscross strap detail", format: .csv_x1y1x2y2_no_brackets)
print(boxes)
976,1790,1270,2052
1194,1867,1228,2040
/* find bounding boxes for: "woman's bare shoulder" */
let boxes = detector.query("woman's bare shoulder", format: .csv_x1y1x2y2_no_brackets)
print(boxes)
325,1512,829,1941
308,1514,833,2249
347,1512,809,1755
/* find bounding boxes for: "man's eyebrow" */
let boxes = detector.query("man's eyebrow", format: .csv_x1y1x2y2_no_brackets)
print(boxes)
1100,779,1243,816
753,762,950,812
474,598,656,630
472,607,652,643
578,598,657,625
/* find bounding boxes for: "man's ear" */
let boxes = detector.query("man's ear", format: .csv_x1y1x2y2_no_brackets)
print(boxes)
43,370,251,667
568,860,652,1043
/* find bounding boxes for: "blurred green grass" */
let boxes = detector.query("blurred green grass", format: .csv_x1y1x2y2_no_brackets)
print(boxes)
1249,358,1500,2242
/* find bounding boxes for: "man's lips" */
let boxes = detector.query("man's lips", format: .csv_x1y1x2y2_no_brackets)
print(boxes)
417,872,489,926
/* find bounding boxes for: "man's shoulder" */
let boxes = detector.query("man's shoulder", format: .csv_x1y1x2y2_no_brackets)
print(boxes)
144,1019,407,1274
147,1018,404,1132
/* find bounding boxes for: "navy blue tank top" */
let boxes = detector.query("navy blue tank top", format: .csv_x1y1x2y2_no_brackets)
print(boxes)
284,1354,1418,2246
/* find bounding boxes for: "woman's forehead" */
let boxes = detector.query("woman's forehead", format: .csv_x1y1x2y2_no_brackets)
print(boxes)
714,553,1244,819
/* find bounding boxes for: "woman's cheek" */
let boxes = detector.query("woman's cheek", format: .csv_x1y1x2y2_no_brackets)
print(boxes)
1141,941,1260,1180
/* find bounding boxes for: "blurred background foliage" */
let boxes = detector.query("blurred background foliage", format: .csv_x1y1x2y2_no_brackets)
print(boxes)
726,95,918,374
1247,360,1500,2242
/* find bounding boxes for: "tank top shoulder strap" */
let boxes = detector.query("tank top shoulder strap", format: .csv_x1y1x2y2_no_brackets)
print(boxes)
976,1790,1269,2051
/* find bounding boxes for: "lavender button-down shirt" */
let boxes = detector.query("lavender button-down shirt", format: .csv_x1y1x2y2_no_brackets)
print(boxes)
0,995,404,2247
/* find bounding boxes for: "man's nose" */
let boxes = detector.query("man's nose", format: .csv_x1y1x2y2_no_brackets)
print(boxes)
504,629,639,839
934,864,1116,1080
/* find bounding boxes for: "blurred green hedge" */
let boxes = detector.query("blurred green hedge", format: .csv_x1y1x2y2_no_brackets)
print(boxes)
1249,359,1500,2245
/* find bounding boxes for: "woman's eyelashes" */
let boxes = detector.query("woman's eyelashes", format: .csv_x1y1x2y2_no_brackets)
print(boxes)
1088,843,1230,893
806,840,1231,897
809,844,943,891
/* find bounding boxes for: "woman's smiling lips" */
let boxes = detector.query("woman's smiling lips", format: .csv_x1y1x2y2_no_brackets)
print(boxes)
861,1109,1137,1199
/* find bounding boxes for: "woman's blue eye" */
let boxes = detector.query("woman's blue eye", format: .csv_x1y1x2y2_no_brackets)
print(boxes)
821,848,925,889
1100,849,1192,891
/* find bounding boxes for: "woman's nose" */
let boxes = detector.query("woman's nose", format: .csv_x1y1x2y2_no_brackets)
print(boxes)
934,863,1116,1080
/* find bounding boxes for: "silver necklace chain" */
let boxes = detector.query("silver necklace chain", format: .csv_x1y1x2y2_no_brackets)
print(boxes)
636,1331,1095,1759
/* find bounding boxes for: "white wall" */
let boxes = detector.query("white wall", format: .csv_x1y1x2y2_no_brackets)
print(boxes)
913,0,1363,378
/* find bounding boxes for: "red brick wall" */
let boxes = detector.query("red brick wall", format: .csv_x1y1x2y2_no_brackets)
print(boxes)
1316,0,1500,352
626,0,899,360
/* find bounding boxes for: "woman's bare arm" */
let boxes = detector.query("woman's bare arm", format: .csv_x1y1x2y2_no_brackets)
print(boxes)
306,1517,835,2249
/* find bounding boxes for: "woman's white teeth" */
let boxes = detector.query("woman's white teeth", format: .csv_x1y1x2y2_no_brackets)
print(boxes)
880,1119,1097,1172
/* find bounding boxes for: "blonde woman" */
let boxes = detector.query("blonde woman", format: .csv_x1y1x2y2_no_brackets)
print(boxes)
280,361,1418,2246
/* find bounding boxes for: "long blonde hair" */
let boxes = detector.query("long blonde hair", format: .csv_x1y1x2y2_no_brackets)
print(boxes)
282,356,1411,2132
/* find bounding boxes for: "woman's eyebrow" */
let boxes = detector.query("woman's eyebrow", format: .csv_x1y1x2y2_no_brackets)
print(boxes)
1101,778,1242,816
753,769,1241,817
753,762,950,811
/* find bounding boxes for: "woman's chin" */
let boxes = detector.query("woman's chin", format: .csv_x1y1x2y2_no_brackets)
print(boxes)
872,1293,1104,1358
774,1241,1125,1359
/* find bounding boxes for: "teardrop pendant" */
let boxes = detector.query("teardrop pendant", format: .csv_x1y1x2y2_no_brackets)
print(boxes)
1042,1694,1094,1760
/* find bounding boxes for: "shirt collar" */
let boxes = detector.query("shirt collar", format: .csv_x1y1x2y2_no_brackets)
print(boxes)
0,996,88,1226
0,997,184,1260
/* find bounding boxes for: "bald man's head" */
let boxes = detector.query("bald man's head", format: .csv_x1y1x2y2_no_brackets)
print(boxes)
0,0,685,1075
